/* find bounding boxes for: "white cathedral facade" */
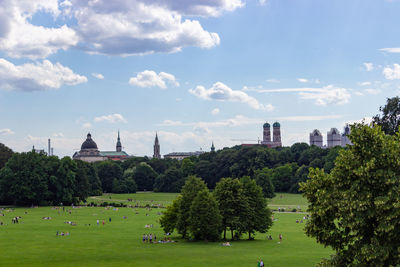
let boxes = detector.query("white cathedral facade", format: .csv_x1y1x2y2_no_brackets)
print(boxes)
310,125,352,148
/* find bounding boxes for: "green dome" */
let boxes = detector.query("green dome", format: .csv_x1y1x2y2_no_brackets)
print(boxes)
273,122,280,127
263,122,270,128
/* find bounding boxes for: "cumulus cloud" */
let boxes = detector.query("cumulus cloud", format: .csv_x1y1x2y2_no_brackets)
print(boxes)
358,81,371,86
92,73,104,79
0,128,14,135
189,82,274,111
364,62,374,71
129,70,179,89
298,85,351,106
94,114,127,123
0,1,243,59
0,0,78,59
82,123,92,129
68,0,238,56
383,64,400,80
211,108,220,115
0,58,87,91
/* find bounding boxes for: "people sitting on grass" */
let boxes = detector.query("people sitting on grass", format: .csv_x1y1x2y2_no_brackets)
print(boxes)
222,242,231,246
42,217,52,220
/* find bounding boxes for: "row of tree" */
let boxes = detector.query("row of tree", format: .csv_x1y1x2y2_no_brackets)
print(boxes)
0,151,102,205
160,176,272,241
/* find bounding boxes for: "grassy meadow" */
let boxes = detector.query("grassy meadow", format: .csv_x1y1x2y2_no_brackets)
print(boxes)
0,193,331,267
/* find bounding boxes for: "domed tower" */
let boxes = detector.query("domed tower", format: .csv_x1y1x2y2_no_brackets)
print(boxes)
262,122,271,144
310,129,323,147
116,130,122,152
73,133,106,162
272,122,282,147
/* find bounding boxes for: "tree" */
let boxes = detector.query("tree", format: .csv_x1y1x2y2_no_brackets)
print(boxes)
95,161,123,193
159,195,181,234
188,189,222,241
272,163,297,192
176,176,207,238
0,143,13,169
181,158,195,177
153,167,184,192
254,168,275,198
240,176,272,240
300,124,400,266
132,162,157,191
373,96,400,135
214,177,247,240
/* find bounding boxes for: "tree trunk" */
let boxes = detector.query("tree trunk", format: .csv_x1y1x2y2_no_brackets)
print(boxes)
248,232,251,240
231,229,234,240
223,227,226,240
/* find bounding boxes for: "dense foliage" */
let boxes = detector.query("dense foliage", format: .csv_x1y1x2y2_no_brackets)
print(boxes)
0,151,100,205
0,143,13,169
301,124,400,266
373,96,400,135
159,176,271,241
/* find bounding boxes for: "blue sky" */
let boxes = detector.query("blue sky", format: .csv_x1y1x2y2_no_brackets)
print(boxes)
1,0,400,157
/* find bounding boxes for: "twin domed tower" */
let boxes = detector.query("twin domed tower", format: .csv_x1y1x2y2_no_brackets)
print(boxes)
261,121,282,148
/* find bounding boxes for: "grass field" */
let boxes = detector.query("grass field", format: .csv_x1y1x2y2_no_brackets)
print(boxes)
0,193,330,266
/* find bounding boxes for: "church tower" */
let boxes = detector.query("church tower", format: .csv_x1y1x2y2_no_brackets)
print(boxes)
153,132,161,159
262,122,271,144
116,130,122,152
211,142,215,152
272,122,282,147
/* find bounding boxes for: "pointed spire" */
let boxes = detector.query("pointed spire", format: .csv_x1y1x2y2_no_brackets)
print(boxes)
211,141,215,152
116,130,122,152
153,132,161,159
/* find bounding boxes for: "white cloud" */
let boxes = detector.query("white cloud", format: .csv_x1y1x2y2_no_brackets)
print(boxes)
298,85,351,106
0,58,87,91
53,133,64,138
92,73,104,79
129,70,179,89
278,115,342,121
193,125,210,135
211,108,220,115
0,0,78,59
364,62,374,71
68,0,242,56
380,47,400,53
383,64,400,80
0,128,14,135
358,81,371,86
297,78,308,83
94,114,127,123
0,1,243,59
245,85,351,106
189,82,274,111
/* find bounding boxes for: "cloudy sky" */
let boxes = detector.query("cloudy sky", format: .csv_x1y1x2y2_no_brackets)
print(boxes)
1,0,400,157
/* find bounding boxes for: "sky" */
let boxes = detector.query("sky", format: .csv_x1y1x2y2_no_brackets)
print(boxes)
1,0,400,157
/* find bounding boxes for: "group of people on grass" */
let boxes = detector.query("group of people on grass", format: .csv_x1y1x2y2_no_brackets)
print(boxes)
142,233,176,244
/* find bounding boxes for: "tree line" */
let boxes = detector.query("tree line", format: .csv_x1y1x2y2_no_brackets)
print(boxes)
159,176,272,241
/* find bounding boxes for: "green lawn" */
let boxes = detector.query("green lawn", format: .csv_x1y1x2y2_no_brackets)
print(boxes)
0,193,330,266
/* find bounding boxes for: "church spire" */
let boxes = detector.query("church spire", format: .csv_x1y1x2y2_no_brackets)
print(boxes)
116,129,122,152
211,141,215,152
153,132,161,159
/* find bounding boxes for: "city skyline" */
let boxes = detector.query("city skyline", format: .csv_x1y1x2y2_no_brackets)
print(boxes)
1,0,400,157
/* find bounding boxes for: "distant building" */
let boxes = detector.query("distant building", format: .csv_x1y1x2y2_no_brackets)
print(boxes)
164,151,205,160
211,142,215,152
309,129,323,147
327,128,341,148
260,121,282,148
153,133,161,159
341,125,352,147
73,132,129,162
310,125,352,148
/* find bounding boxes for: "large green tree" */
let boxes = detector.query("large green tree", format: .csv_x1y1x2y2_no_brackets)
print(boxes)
373,96,400,135
240,176,272,240
0,143,13,169
188,189,222,241
301,124,400,266
159,195,181,234
132,162,157,191
153,167,184,192
176,176,207,238
214,177,247,240
254,168,275,198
